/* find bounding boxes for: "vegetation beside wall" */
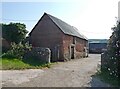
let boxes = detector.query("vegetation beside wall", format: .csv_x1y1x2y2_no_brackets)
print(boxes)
1,22,52,70
100,19,120,86
1,41,52,70
96,69,119,86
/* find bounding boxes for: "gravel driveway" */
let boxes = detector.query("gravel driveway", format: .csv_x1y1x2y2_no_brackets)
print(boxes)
1,54,111,87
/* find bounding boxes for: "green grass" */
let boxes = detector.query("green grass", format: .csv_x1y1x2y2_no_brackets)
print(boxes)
0,58,53,70
96,69,120,87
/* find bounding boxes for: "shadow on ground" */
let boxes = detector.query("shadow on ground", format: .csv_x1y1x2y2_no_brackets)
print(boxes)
89,75,111,87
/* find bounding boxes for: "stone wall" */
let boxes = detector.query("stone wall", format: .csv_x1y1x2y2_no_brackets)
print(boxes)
24,47,51,63
101,51,109,69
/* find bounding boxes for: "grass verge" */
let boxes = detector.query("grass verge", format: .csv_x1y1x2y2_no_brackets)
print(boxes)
0,58,53,70
96,69,120,87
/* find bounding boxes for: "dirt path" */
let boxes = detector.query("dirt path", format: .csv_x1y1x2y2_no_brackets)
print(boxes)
2,54,111,87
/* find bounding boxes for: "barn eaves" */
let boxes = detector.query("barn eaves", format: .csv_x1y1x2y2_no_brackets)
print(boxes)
46,13,88,40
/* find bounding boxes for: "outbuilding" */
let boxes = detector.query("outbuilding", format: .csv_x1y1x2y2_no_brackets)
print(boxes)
29,13,88,61
89,39,108,53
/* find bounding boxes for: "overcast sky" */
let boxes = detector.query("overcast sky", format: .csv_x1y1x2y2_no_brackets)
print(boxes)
1,0,119,39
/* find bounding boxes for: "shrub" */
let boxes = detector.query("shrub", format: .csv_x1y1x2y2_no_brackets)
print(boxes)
101,19,120,79
3,42,32,59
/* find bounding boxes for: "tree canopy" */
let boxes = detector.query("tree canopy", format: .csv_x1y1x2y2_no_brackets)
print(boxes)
2,22,28,43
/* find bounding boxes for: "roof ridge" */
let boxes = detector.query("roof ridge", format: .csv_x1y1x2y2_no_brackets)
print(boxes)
46,13,72,27
46,13,88,40
46,13,65,32
30,12,88,40
46,13,76,35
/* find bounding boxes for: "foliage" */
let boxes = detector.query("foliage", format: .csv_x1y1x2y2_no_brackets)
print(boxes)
96,69,119,86
3,42,32,59
101,19,120,80
2,22,28,43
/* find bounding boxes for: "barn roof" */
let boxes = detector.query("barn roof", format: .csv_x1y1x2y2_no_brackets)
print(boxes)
46,13,88,40
29,13,88,40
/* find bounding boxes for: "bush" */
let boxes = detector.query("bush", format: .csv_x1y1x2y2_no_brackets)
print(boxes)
101,19,120,79
3,42,32,59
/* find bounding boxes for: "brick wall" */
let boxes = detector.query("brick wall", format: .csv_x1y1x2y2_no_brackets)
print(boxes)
62,35,88,60
29,14,64,61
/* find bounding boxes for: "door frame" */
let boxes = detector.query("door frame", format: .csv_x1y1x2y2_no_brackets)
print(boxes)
69,44,75,59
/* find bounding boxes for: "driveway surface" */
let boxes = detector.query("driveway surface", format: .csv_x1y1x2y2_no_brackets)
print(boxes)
1,54,111,87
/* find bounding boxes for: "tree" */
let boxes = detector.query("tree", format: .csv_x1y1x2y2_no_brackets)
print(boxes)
2,22,28,44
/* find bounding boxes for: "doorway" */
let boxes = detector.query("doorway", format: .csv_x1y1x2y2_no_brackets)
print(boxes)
71,46,74,59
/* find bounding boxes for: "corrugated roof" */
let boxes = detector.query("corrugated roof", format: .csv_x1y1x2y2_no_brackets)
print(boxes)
46,13,88,40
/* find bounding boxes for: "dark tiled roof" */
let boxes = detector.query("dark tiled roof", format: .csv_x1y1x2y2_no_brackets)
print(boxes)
46,13,88,40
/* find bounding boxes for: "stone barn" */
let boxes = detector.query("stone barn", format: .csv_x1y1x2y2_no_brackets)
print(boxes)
29,13,88,62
